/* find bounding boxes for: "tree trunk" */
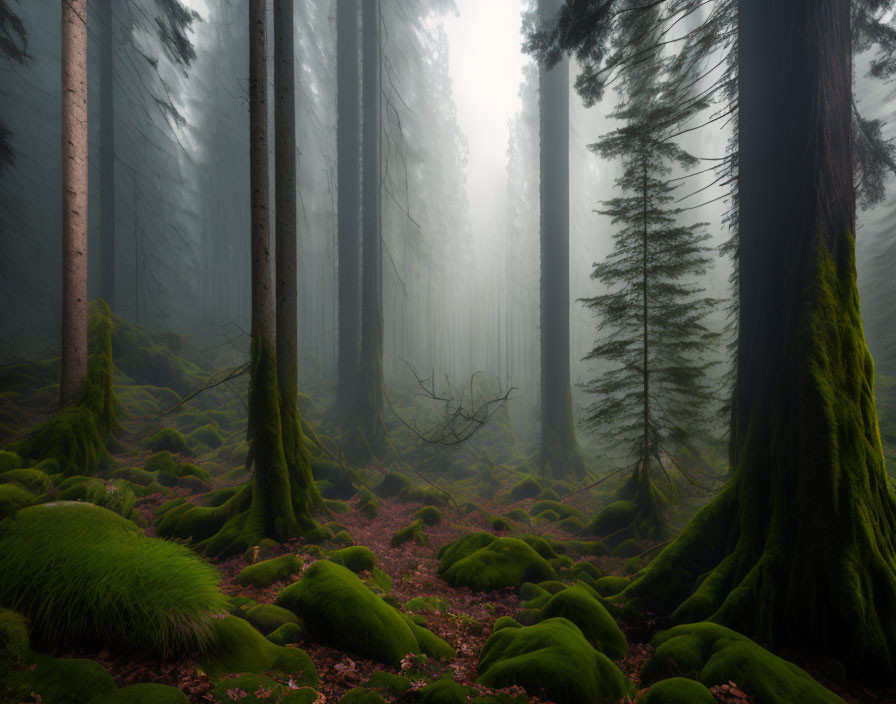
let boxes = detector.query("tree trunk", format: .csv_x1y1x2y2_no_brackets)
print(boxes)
538,0,583,478
246,0,297,542
60,0,89,407
355,0,385,459
337,0,362,428
99,0,114,310
274,0,319,527
621,0,896,679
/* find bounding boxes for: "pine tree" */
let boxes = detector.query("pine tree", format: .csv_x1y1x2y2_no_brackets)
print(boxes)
581,2,719,538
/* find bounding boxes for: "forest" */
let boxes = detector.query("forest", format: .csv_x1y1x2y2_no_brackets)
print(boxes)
1,0,896,702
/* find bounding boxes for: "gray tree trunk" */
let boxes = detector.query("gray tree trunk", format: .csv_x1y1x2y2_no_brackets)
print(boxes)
99,0,114,309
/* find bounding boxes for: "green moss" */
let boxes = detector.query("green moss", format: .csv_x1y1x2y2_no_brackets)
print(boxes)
357,486,380,519
562,540,608,557
145,427,192,455
329,546,376,573
0,502,227,657
419,678,469,704
557,515,585,532
365,671,412,695
415,505,443,525
245,603,300,635
401,613,456,660
493,616,521,631
12,405,112,477
11,652,118,703
391,518,429,548
212,674,284,704
477,618,630,704
326,499,351,514
624,557,643,575
0,450,22,472
583,501,638,537
189,423,224,450
537,487,561,501
207,486,241,507
519,582,550,603
489,515,516,532
403,596,449,614
339,688,387,704
282,688,322,704
267,621,305,646
641,678,715,704
520,534,559,560
594,576,630,597
406,485,451,507
111,466,157,486
530,500,585,521
275,561,452,667
510,476,541,501
202,616,318,686
236,554,302,588
227,596,258,616
376,471,411,498
438,534,556,592
641,623,844,704
333,529,354,546
55,477,137,518
0,483,36,519
503,508,531,525
612,538,644,558
533,584,627,659
533,509,560,523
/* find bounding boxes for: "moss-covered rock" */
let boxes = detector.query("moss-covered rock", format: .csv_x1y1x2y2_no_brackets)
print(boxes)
641,677,715,704
415,505,443,526
326,499,351,514
312,458,357,500
533,509,561,523
584,501,637,537
557,515,585,533
108,683,190,703
403,596,449,614
438,533,556,592
493,616,522,631
530,500,585,521
376,471,410,498
275,561,453,666
612,538,643,558
189,423,224,450
0,483,36,519
391,518,428,548
488,515,516,532
202,616,318,686
144,428,191,455
0,467,52,494
245,603,301,636
533,583,627,659
641,622,845,704
365,671,412,696
510,476,541,501
503,508,531,525
520,534,559,560
419,677,469,704
236,554,302,588
266,621,305,646
0,450,22,473
111,466,157,487
593,575,630,597
356,486,380,519
477,618,630,704
339,688,387,704
329,546,376,573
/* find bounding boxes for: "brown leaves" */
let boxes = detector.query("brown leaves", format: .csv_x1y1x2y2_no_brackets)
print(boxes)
710,681,752,703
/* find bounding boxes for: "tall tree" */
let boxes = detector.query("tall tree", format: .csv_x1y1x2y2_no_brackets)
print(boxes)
336,0,361,429
534,0,896,678
275,0,321,526
581,1,718,539
538,0,584,479
0,0,28,170
354,0,386,459
98,0,114,309
60,0,89,407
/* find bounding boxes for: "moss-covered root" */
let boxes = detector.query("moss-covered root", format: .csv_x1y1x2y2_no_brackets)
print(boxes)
640,623,845,704
616,243,896,681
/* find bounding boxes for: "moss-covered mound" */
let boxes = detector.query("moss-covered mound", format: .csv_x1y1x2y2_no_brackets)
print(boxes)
375,471,411,498
438,533,556,592
329,546,376,573
144,427,192,455
641,623,845,704
583,500,637,537
236,554,302,588
245,603,300,636
357,486,380,519
415,505,443,526
477,618,630,704
0,502,227,658
201,615,318,686
391,518,428,548
0,467,53,494
418,677,469,704
510,476,541,501
528,583,627,659
339,688,387,704
274,561,453,667
0,483,37,520
312,458,357,500
529,500,585,521
641,677,715,704
0,450,22,473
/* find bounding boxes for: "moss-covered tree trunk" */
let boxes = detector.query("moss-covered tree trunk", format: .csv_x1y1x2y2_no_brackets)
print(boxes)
336,0,362,429
619,0,896,680
538,0,584,480
244,0,298,543
354,0,386,460
60,0,89,407
274,0,320,528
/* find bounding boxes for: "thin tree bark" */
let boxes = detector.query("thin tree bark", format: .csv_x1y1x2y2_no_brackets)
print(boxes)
98,0,114,310
355,0,385,458
275,0,319,526
538,0,583,478
60,0,89,407
337,0,362,428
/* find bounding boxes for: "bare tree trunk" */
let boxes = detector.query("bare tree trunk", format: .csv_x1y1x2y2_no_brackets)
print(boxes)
355,0,385,458
99,0,114,310
275,0,319,525
538,0,583,478
337,0,362,428
60,0,89,407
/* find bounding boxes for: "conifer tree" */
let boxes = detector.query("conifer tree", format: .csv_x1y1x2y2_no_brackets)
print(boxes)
581,3,719,538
